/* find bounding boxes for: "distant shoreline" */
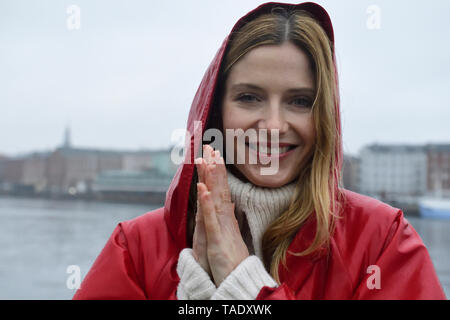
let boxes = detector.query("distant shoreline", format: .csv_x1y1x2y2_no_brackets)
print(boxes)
0,192,165,207
0,192,421,218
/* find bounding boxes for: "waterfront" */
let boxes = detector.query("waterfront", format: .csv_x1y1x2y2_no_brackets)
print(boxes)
0,196,448,299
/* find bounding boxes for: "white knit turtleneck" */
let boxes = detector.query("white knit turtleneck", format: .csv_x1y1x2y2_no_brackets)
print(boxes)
176,168,296,300
226,169,296,260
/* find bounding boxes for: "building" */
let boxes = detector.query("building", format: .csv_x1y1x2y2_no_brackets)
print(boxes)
92,168,172,203
0,125,177,199
0,151,50,194
0,126,179,201
21,152,49,192
342,154,360,192
0,146,177,198
426,144,450,197
0,155,14,192
359,144,427,200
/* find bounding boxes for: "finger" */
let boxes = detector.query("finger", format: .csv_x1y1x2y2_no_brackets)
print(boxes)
196,199,203,221
194,205,207,244
197,182,220,242
202,145,210,164
202,149,217,192
212,150,222,165
204,163,220,205
192,210,211,274
195,157,205,183
192,220,200,260
194,188,204,234
206,150,224,179
211,151,229,191
193,205,206,252
204,157,233,214
213,150,227,178
203,144,215,165
194,187,204,244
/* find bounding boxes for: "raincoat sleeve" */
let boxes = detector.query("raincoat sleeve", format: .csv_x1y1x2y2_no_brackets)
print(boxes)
72,223,147,300
255,210,446,300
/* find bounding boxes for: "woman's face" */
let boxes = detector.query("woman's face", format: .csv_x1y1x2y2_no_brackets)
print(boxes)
222,41,316,188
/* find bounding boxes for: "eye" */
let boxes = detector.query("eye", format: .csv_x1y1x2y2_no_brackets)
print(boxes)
236,94,260,103
290,96,313,108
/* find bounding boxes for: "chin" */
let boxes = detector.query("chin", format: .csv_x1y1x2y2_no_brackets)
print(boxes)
236,165,298,188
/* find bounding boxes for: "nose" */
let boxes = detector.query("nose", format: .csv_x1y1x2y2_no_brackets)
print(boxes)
257,102,289,134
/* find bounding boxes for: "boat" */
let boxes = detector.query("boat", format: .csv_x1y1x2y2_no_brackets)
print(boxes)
419,197,450,219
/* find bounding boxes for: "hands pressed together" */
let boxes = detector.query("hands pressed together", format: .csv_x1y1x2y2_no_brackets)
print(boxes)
193,145,250,287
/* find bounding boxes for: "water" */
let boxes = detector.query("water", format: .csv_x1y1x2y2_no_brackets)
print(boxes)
0,196,448,299
0,196,156,299
407,216,450,298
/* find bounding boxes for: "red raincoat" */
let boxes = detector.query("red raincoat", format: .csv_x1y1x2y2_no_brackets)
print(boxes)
73,2,446,300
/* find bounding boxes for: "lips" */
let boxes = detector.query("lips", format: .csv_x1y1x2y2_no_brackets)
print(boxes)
245,142,298,156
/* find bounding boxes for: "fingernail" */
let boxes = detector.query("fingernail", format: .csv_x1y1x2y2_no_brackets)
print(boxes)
194,158,202,165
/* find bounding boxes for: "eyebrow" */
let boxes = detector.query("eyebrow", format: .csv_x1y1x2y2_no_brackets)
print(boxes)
229,83,315,94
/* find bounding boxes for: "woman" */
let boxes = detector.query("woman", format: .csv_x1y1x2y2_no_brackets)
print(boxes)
73,2,446,300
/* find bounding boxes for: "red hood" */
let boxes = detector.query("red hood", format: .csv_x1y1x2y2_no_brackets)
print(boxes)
164,1,342,249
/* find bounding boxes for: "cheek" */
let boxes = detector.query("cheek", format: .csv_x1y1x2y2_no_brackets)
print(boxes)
222,104,250,130
221,109,233,130
292,115,316,147
221,103,232,130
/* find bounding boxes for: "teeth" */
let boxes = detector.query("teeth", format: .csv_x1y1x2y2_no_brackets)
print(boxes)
247,144,291,155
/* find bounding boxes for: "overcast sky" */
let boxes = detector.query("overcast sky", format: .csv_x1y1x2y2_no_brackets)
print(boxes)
1,0,449,157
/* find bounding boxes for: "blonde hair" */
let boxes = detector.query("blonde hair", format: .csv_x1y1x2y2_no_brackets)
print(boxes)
188,8,345,284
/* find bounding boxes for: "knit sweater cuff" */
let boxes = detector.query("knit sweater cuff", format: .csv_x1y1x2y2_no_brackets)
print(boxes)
176,248,217,300
211,255,278,300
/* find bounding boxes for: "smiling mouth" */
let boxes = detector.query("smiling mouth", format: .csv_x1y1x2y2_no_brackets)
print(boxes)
245,142,298,155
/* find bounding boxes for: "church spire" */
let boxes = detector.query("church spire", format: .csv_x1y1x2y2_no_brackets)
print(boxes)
63,124,72,149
